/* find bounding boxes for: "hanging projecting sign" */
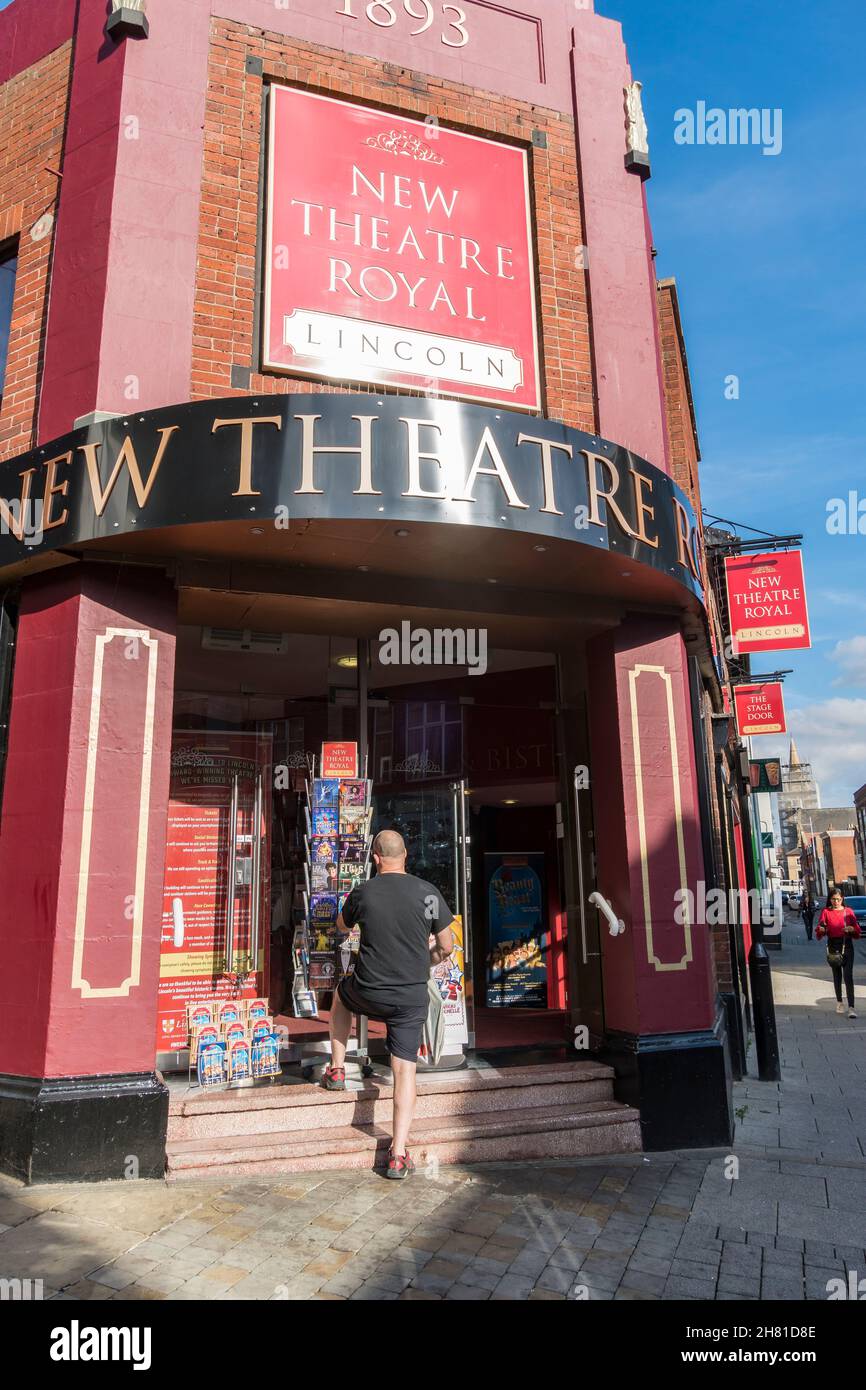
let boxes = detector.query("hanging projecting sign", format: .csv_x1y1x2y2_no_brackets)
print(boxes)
723,550,811,654
749,758,783,793
263,86,541,410
733,681,787,737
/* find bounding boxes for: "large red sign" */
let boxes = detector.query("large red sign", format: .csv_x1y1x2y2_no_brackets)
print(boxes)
734,682,787,737
723,550,811,654
264,86,540,409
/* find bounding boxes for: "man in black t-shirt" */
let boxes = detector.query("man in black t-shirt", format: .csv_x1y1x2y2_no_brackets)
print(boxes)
324,829,455,1180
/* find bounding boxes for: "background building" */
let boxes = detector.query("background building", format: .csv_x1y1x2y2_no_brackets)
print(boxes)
778,740,821,855
800,809,862,902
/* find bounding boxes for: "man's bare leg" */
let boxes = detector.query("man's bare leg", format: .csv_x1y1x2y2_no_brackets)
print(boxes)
329,992,353,1069
390,1056,416,1156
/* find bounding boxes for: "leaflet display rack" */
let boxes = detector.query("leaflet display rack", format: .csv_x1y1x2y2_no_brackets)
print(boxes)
293,744,375,1079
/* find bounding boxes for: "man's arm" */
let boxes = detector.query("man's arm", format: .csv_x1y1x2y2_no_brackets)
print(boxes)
425,888,455,964
429,926,454,965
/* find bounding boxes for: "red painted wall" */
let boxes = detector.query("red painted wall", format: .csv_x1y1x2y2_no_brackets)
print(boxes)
37,0,128,443
588,615,717,1036
0,0,75,85
0,566,177,1078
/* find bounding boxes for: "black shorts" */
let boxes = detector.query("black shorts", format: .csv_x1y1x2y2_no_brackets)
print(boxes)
337,976,428,1063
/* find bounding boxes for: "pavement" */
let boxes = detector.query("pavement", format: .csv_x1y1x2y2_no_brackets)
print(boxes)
2,910,865,1302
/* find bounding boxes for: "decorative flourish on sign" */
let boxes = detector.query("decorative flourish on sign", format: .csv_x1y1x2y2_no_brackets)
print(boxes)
394,752,442,774
365,130,444,164
285,750,316,768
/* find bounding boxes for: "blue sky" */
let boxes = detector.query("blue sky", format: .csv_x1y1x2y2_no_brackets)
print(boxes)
609,0,866,805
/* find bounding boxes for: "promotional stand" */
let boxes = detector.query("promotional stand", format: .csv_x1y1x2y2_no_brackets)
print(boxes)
294,743,377,1084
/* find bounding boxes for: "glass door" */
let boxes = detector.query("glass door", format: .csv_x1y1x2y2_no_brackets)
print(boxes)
368,758,474,1052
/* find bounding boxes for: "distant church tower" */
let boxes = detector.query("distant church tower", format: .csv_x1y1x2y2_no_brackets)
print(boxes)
778,739,821,852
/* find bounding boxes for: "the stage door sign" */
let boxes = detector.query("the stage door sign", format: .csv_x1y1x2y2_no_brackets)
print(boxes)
734,681,787,737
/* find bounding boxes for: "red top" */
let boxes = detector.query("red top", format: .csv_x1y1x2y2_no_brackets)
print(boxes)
816,907,861,940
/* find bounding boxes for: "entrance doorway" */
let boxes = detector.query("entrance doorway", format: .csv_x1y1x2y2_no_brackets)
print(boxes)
367,652,569,1052
160,622,576,1068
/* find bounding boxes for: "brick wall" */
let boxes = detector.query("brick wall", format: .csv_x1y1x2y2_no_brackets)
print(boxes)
192,18,595,432
657,278,701,512
827,834,857,886
0,42,71,460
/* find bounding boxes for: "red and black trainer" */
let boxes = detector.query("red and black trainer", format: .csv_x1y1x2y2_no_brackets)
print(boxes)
386,1148,416,1180
321,1064,346,1091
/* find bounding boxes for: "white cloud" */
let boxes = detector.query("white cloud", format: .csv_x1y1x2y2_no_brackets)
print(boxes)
756,697,866,805
830,636,866,687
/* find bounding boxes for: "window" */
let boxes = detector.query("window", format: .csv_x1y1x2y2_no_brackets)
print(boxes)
0,244,18,402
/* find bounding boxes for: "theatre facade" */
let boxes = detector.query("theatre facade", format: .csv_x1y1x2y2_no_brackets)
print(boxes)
0,0,745,1182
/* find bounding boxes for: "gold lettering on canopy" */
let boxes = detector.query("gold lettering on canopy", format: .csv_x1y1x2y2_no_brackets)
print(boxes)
672,497,701,581
583,450,639,538
516,433,572,516
400,417,450,500
630,468,659,549
453,425,529,508
0,466,37,541
80,427,179,516
295,413,380,495
42,451,73,531
211,416,282,497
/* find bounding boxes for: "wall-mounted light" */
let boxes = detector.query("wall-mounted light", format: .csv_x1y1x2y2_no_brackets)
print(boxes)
107,0,149,41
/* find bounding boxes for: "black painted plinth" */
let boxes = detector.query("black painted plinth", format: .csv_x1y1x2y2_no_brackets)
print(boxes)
0,1072,168,1184
106,8,149,41
602,1007,734,1151
625,149,651,179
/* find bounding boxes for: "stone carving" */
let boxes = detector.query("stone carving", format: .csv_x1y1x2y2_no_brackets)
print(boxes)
625,80,649,156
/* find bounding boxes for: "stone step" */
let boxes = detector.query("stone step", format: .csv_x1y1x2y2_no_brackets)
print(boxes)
167,1061,616,1141
165,1098,642,1179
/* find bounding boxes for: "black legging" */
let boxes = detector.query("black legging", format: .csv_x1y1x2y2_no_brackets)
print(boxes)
830,938,856,1008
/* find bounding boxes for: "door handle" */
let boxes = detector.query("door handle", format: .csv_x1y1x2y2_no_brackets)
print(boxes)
226,772,239,972
250,769,263,974
172,897,185,949
589,891,625,937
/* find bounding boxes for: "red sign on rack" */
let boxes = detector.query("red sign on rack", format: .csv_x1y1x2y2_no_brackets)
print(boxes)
734,682,787,737
321,741,359,778
723,550,811,655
